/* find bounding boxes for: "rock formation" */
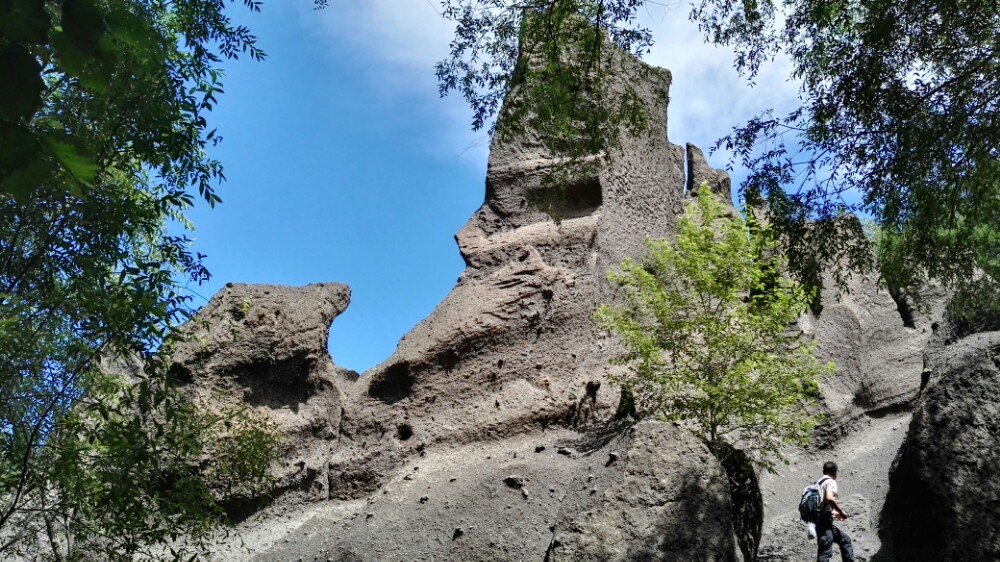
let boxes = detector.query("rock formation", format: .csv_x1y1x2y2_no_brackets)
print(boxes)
172,40,760,560
170,282,355,499
880,323,1000,560
169,30,1000,562
755,276,945,561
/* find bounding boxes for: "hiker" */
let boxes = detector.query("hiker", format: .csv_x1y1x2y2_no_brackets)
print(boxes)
816,461,855,562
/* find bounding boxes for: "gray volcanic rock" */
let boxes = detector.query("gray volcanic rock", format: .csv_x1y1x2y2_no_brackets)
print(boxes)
170,282,350,382
798,271,945,446
245,422,739,562
756,267,946,559
881,329,1000,560
548,422,743,562
334,42,715,501
170,282,355,500
198,40,749,561
686,142,731,204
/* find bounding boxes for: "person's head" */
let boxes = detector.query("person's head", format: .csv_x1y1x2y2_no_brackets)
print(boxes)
823,461,838,478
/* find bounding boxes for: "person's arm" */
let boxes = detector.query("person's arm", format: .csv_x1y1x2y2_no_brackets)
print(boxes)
824,487,848,519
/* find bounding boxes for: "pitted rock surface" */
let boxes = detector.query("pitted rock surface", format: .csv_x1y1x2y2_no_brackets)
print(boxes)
333,41,704,505
548,422,742,562
170,282,350,382
196,42,753,561
686,142,732,203
170,282,355,501
798,273,945,447
173,37,980,562
881,328,1000,560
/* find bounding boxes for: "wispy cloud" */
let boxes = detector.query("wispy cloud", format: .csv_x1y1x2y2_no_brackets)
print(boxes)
303,1,801,174
638,4,800,161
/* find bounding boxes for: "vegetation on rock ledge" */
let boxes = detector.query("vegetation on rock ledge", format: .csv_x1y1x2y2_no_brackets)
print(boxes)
595,189,831,471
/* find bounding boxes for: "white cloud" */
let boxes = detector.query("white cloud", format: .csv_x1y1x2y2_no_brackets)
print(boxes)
298,1,491,165
638,4,800,164
302,1,802,175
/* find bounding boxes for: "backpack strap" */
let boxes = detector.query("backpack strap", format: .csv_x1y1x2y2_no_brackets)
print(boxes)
816,475,832,509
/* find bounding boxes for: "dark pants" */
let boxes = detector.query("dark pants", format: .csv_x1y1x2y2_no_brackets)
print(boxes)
816,512,855,562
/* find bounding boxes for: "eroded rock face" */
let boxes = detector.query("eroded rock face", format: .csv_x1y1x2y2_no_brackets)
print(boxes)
171,58,984,561
170,282,350,386
686,143,731,202
753,269,947,560
170,282,355,500
187,42,748,560
799,271,946,446
250,422,741,562
336,44,716,501
548,423,743,562
882,328,1000,560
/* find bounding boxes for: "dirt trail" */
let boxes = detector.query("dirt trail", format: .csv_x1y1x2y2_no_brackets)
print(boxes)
757,410,911,561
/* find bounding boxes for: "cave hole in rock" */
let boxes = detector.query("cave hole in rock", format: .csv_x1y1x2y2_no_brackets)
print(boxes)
396,423,414,441
528,175,603,220
368,361,415,404
888,286,917,328
231,357,317,409
715,443,763,561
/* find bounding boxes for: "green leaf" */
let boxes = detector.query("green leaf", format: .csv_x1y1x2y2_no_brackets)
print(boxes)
0,45,44,121
0,121,39,171
0,0,51,44
105,7,162,57
61,0,106,48
43,134,99,183
52,0,117,92
50,29,105,92
0,155,50,202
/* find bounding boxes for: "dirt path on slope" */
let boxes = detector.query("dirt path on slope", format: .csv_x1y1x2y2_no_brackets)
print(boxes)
757,410,911,561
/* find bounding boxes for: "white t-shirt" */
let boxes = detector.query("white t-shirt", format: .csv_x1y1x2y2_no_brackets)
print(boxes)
818,476,838,512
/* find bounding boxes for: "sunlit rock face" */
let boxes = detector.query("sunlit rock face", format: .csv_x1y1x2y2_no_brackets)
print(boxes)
344,46,740,468
800,273,946,447
170,282,355,500
305,61,746,549
170,39,749,558
170,26,994,562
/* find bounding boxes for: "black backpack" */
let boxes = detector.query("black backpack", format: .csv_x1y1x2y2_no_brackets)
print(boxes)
798,476,831,523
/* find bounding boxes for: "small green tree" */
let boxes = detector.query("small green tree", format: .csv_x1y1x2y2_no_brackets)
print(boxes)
594,188,831,470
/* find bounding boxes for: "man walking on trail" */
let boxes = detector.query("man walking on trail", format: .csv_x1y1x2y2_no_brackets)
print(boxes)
816,461,855,562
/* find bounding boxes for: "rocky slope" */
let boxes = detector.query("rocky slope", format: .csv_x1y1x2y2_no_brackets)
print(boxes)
168,38,998,562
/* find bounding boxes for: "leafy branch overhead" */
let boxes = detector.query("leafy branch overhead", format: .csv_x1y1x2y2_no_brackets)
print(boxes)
594,189,831,471
437,0,658,160
0,1,336,558
438,0,1000,306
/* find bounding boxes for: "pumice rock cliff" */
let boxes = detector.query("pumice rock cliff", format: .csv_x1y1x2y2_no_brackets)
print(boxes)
173,39,992,562
179,45,750,561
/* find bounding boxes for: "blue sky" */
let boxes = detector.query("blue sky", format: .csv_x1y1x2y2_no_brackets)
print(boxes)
186,1,799,373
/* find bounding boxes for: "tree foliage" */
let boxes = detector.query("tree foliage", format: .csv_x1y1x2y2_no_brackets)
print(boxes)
699,0,1000,302
437,0,655,161
594,189,830,470
438,0,1000,304
0,0,308,557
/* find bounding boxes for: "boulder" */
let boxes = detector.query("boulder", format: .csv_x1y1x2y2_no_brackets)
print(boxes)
882,328,1000,560
548,423,744,562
